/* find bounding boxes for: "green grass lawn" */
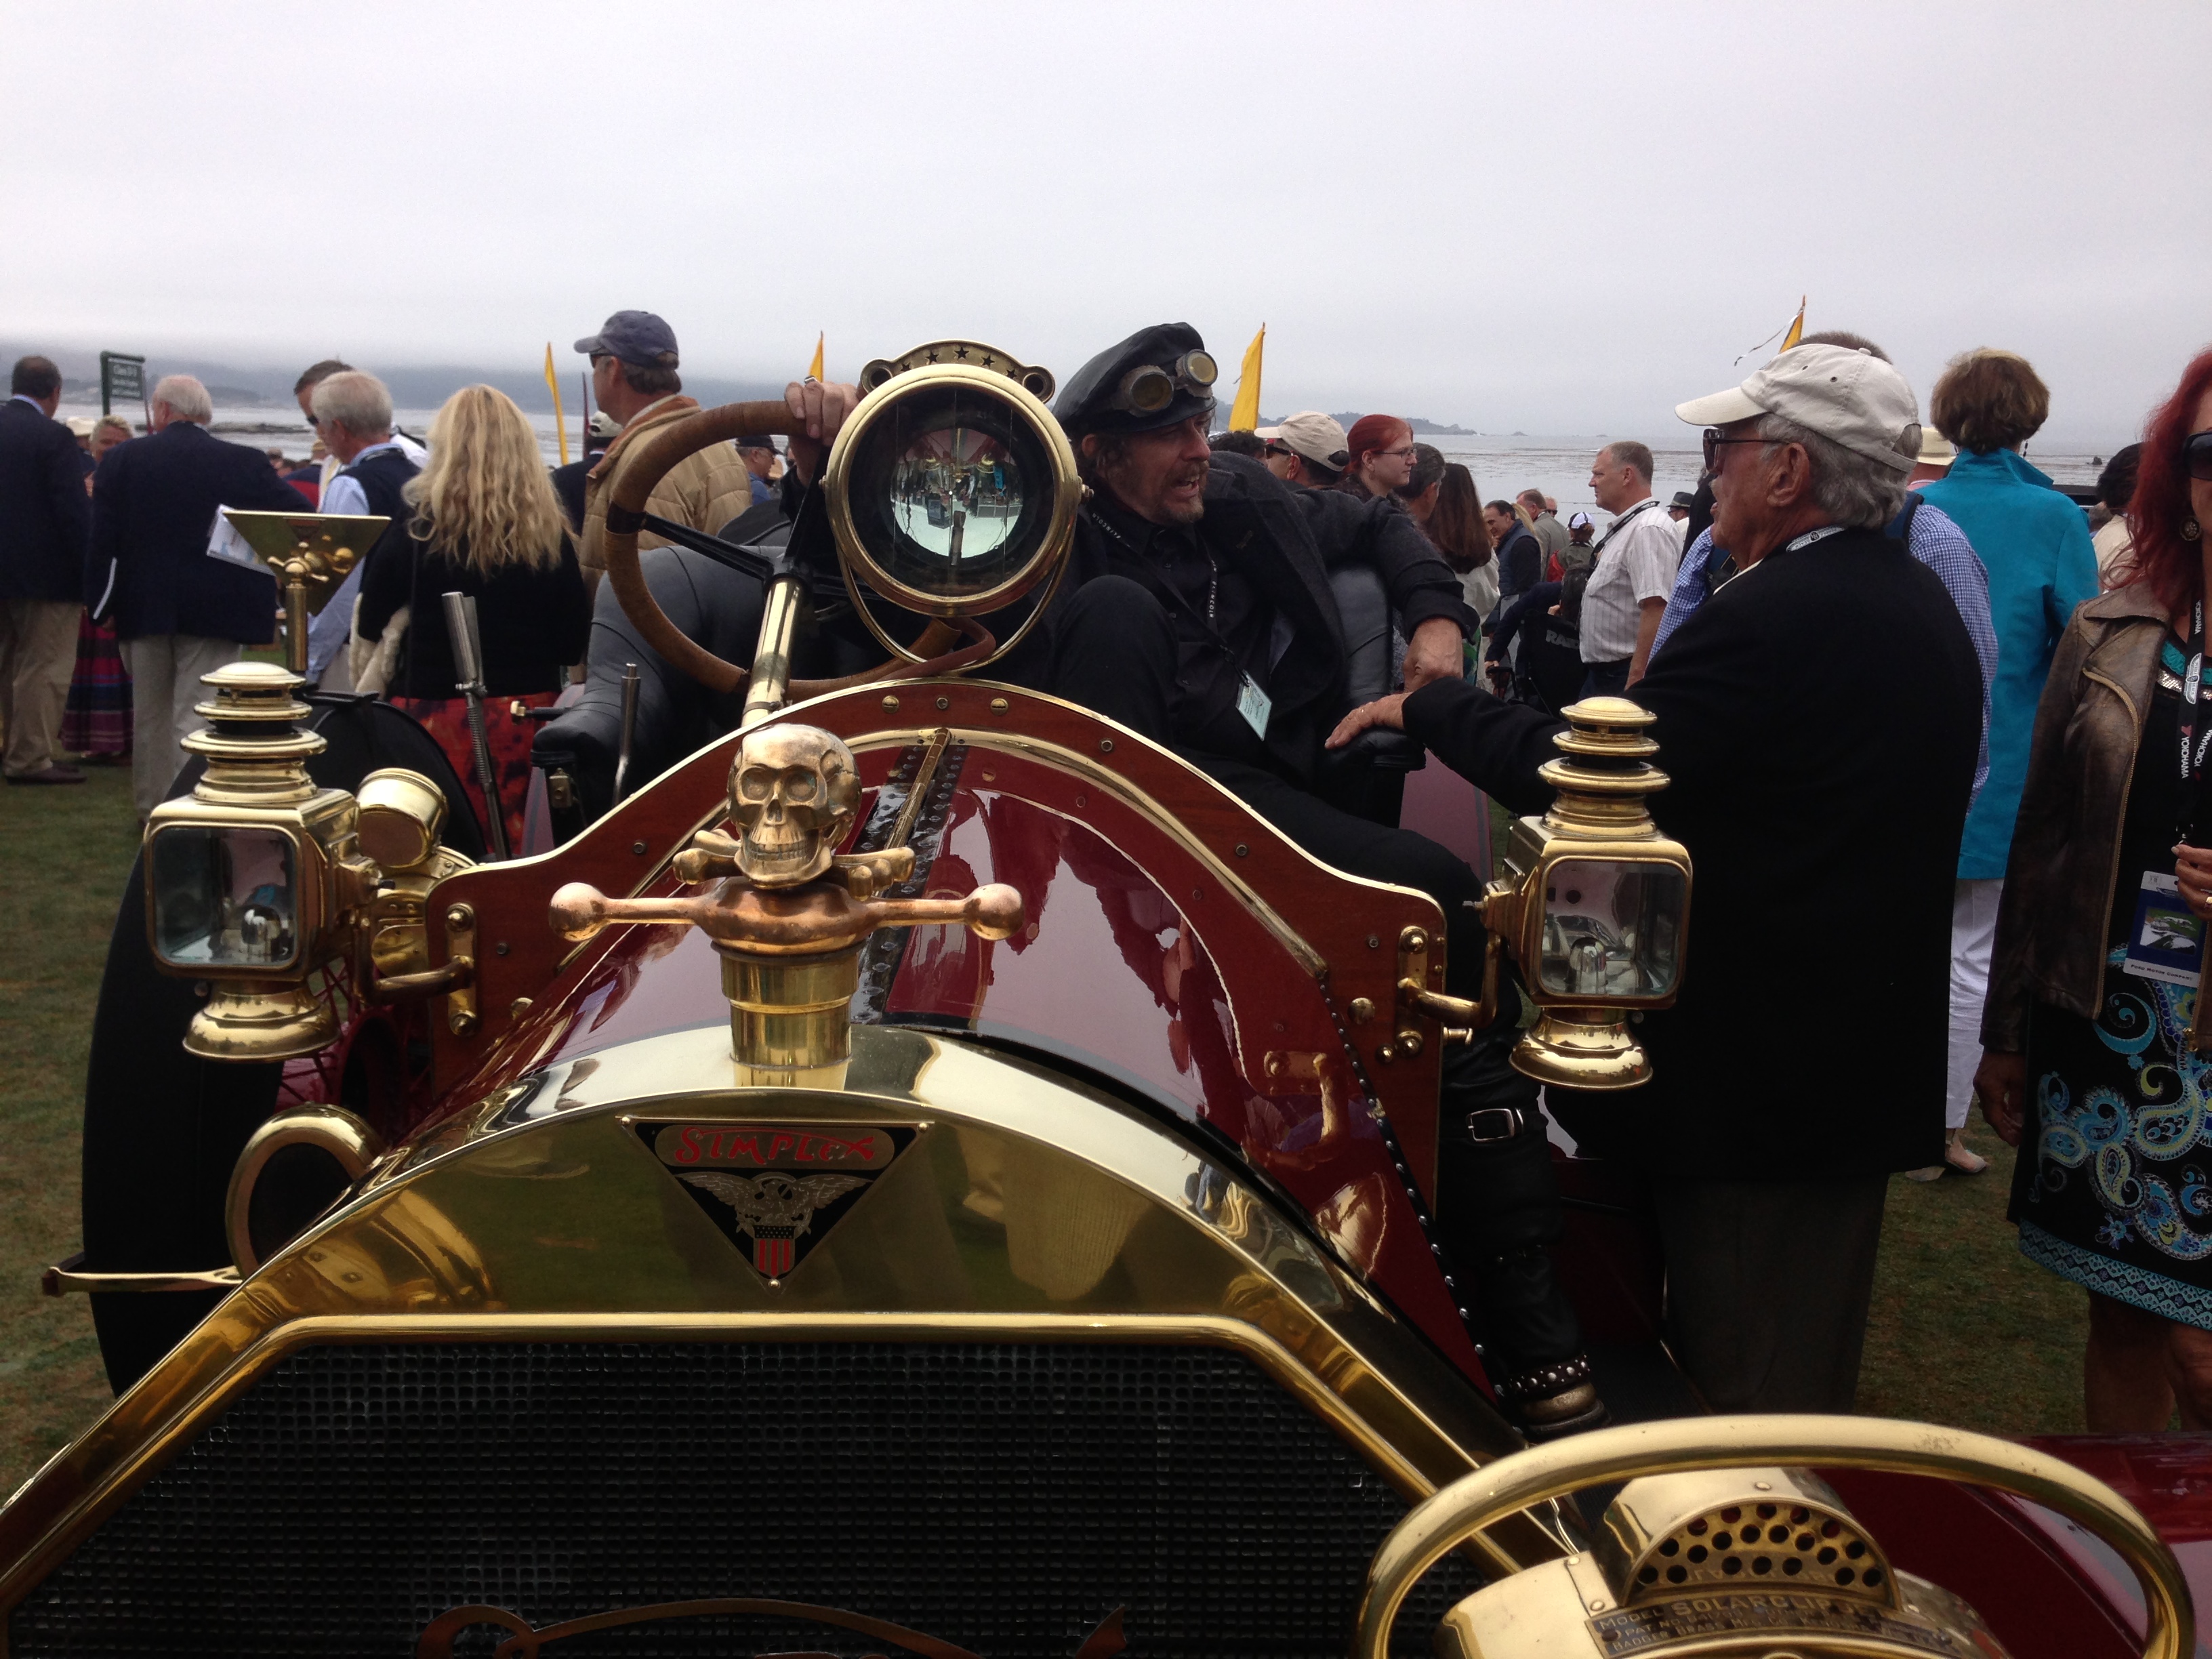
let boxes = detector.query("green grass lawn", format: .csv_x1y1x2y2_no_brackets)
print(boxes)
0,773,2093,1495
0,762,140,1494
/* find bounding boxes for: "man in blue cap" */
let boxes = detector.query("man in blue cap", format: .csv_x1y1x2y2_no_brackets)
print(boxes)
1048,322,1605,1437
575,309,753,591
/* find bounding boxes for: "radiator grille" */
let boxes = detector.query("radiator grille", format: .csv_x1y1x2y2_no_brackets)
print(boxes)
12,1341,1481,1658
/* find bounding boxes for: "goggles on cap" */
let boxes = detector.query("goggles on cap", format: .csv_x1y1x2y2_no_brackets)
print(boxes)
1113,350,1219,417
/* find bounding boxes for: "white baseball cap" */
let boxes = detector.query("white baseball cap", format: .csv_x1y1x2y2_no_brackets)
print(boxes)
1567,511,1593,531
1676,344,1922,475
1254,410,1350,470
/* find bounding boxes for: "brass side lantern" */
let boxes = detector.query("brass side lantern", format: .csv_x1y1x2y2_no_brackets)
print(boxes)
1401,697,1692,1089
142,662,371,1059
142,663,478,1059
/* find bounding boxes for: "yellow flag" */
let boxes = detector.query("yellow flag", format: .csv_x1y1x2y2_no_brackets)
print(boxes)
1781,296,1807,352
1228,324,1265,431
807,332,825,382
543,344,570,467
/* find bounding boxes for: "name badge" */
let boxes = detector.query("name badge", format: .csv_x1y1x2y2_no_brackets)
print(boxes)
2124,870,2205,987
1236,673,1272,739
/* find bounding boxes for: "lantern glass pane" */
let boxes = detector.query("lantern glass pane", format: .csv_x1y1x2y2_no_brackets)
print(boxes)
149,824,301,970
1537,859,1685,1000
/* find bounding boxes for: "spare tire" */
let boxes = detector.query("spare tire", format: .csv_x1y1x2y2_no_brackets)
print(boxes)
80,695,483,1392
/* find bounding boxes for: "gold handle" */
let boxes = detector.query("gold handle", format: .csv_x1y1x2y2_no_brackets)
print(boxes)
1352,1414,2194,1659
546,878,1024,950
1397,933,1504,1046
548,884,704,943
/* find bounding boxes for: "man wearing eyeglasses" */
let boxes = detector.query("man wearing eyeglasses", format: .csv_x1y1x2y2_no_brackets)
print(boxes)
1326,343,1983,1414
573,310,753,592
1578,441,1682,693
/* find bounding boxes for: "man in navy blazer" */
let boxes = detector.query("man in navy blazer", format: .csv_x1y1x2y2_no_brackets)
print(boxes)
0,355,94,784
89,373,307,816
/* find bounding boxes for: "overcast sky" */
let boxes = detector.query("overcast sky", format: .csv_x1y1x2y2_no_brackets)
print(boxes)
6,0,2204,447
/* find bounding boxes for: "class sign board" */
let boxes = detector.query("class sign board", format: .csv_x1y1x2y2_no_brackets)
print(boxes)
100,352,146,416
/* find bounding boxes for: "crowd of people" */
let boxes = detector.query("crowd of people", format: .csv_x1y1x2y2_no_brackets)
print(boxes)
1,308,2205,1435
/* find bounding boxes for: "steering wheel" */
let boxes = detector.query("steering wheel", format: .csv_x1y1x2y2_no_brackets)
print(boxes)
595,398,987,699
1353,1414,2194,1659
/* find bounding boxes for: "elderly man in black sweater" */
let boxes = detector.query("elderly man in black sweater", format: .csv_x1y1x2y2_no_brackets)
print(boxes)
1331,344,1984,1413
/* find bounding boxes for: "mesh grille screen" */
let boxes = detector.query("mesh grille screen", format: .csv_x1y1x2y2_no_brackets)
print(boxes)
12,1341,1480,1658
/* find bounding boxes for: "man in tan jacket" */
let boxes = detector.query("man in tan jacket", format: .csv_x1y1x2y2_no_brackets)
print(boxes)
574,310,752,590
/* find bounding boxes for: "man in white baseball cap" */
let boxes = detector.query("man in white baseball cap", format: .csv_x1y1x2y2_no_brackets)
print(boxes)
1255,410,1349,489
1324,340,1984,1415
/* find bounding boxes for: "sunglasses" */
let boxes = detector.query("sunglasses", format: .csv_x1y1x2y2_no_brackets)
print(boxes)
2188,430,2212,482
1702,428,1768,470
1375,445,1418,462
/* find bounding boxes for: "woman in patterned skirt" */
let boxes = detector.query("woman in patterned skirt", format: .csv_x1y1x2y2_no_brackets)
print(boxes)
1979,346,2212,1428
61,415,136,762
356,386,589,852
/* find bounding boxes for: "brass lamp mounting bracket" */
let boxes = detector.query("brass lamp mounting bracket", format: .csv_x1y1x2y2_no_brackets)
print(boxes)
1389,922,1503,1058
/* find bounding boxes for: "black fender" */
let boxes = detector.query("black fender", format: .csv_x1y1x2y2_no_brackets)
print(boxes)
81,696,483,1391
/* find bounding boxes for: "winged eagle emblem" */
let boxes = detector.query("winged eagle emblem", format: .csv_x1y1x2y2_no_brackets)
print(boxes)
679,1170,872,1277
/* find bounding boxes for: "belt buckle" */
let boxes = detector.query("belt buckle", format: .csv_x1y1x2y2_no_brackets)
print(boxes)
1465,1105,1523,1143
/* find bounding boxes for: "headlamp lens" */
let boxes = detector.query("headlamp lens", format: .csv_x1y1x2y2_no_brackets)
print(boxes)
846,380,1057,609
1538,859,1685,1000
148,823,301,970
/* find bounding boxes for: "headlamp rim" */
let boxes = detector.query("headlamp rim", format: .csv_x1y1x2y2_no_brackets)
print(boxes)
822,359,1082,667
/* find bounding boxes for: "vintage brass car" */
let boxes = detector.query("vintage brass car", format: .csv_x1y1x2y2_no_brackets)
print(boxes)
3,344,2200,1658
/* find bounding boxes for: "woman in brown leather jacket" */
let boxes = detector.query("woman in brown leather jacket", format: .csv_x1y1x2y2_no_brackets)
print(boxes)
1978,348,2212,1429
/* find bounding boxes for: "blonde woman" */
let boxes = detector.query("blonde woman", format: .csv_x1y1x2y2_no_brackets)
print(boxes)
358,385,588,848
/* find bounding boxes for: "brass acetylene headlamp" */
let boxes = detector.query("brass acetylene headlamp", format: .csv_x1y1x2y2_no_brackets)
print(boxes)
143,663,478,1060
827,342,1083,670
1401,697,1692,1088
143,662,373,1059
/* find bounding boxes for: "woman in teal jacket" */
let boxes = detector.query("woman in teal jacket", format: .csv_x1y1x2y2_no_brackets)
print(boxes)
1919,348,2099,1177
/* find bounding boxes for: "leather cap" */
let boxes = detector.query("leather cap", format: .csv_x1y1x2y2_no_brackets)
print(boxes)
1054,321,1216,438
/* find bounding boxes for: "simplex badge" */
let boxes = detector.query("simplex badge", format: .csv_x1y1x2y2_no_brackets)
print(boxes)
633,1122,917,1281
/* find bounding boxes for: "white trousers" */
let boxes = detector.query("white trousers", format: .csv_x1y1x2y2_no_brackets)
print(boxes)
1946,878,2006,1132
121,634,240,819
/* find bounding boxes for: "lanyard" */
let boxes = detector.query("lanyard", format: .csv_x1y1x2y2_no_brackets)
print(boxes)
2181,600,2209,842
1092,511,1228,634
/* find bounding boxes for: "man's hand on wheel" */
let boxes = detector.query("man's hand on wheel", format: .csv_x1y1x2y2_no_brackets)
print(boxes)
1327,693,1408,750
1402,616,1465,693
784,380,861,485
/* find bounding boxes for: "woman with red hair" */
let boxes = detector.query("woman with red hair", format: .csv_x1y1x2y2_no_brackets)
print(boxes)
1977,346,2212,1428
1340,414,1418,500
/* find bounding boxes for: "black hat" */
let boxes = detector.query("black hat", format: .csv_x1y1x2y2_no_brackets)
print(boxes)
1054,322,1218,438
1670,490,1695,510
574,309,679,368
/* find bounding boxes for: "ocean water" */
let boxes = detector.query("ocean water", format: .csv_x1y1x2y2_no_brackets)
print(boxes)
77,399,2106,531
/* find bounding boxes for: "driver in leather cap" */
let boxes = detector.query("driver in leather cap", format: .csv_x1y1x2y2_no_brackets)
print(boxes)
535,327,1603,1435
1038,322,1604,1437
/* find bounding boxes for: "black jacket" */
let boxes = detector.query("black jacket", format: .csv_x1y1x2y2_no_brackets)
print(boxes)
359,529,591,698
88,422,306,642
1494,524,1542,602
1060,453,1465,782
0,397,92,604
1403,525,1982,1178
